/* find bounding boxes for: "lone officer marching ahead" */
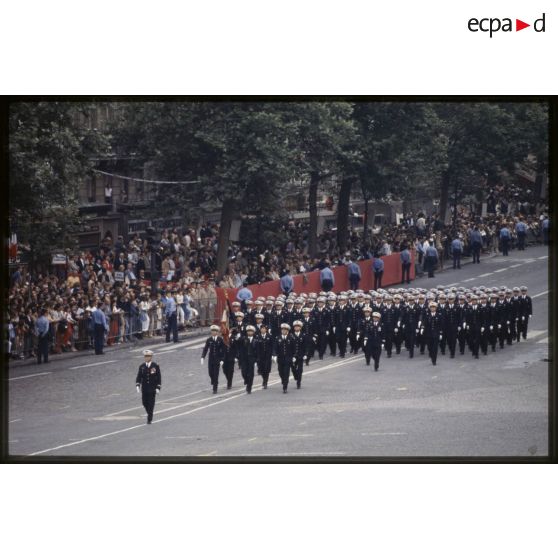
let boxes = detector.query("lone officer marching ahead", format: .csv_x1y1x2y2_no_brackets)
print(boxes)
136,349,161,424
201,325,225,393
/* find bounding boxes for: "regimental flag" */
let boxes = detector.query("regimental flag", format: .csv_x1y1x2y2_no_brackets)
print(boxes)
221,289,231,346
8,233,18,263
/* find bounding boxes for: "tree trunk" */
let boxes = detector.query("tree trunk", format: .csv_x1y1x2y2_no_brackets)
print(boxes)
363,196,369,244
308,172,320,258
439,169,451,223
336,176,354,254
534,155,546,200
216,199,236,280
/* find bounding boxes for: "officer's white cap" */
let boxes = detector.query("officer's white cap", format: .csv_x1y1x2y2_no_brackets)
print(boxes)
280,323,291,330
235,312,244,318
363,306,372,312
246,325,256,332
143,349,154,356
293,320,303,327
302,307,311,313
372,312,381,318
255,313,264,319
210,325,220,332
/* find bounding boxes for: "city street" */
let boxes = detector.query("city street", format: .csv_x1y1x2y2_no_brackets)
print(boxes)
8,246,549,458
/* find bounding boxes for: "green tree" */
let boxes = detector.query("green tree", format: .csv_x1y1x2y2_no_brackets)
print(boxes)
9,102,110,269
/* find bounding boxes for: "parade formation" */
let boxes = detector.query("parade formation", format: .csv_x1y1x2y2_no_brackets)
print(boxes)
190,284,534,399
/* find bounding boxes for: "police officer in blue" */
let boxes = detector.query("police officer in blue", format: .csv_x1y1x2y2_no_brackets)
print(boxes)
451,234,464,269
400,245,411,284
470,226,483,264
424,241,438,278
35,308,50,364
136,349,161,424
164,289,179,343
373,257,384,289
499,224,511,256
92,301,109,355
515,218,527,250
347,258,362,290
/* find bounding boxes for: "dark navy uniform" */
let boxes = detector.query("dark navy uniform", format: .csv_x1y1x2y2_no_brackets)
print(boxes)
202,334,225,392
301,314,317,364
381,304,397,358
404,302,422,358
238,334,258,393
256,331,274,388
517,293,533,340
444,302,460,358
456,302,469,355
392,302,406,354
424,310,443,365
327,303,339,356
312,305,331,359
364,320,383,370
335,303,352,358
466,304,482,358
135,361,161,423
273,333,295,392
291,330,307,388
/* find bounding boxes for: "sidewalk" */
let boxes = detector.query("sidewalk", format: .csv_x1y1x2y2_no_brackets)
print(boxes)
414,249,499,279
8,326,212,370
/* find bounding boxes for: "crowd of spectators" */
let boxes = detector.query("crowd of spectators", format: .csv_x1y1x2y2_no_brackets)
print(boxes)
7,182,548,361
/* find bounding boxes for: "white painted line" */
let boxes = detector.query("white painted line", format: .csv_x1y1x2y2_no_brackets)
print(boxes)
463,278,474,282
197,450,218,456
186,343,205,350
9,372,51,381
537,337,549,344
527,330,546,339
103,388,206,417
532,290,549,299
446,283,458,287
9,419,22,423
361,432,407,436
244,452,346,457
129,337,206,353
269,433,314,438
69,360,118,370
493,268,507,273
509,264,522,268
537,255,548,259
29,356,361,456
478,273,493,277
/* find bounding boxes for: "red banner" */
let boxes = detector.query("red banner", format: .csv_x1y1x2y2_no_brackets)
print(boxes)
214,252,415,322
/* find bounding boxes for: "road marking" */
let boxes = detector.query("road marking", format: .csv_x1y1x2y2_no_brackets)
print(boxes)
9,372,51,381
244,452,346,456
69,360,118,370
537,337,549,344
197,450,218,456
478,273,493,277
360,432,406,436
29,356,361,456
100,393,120,399
527,330,546,339
103,388,206,417
129,337,206,353
532,290,549,299
446,283,458,287
463,278,474,282
493,268,507,273
248,437,258,442
269,433,314,438
9,419,22,423
509,264,522,268
396,387,408,391
537,255,548,259
94,415,142,421
186,343,205,350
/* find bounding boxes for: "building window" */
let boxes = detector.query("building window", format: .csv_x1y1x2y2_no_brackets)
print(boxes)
121,179,129,203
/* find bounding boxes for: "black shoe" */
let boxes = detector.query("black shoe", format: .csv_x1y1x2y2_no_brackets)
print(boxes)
340,353,345,358
387,353,392,358
263,383,267,389
374,365,379,371
297,382,301,389
475,355,479,359
319,356,324,360
283,387,287,394
396,349,401,355
213,386,218,394
246,387,251,394
366,360,370,366
305,359,310,366
432,361,436,366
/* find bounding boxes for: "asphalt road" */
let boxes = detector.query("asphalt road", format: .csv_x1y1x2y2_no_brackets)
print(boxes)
8,245,550,458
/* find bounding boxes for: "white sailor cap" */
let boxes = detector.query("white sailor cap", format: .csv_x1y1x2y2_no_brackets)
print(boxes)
143,349,154,356
280,323,291,330
210,325,220,332
372,312,381,318
293,320,303,327
235,312,244,318
246,325,256,332
255,313,264,319
302,307,311,313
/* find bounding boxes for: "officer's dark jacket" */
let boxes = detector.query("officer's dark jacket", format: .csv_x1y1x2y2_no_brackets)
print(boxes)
364,322,383,347
273,334,295,362
291,331,307,358
202,336,225,363
424,312,443,338
312,307,331,331
136,362,161,393
256,333,274,363
239,335,258,366
518,295,532,317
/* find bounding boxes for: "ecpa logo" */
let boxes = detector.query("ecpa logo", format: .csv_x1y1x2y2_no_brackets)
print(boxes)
468,13,546,37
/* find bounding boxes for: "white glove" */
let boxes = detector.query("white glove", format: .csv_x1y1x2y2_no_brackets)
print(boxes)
506,320,510,325
346,327,351,332
462,322,466,328
156,389,160,394
235,358,239,364
364,340,367,346
529,315,532,318
458,327,461,331
325,330,329,336
272,356,277,363
394,328,398,333
378,327,381,332
481,327,485,333
200,358,204,365
418,321,422,327
333,327,336,333
439,335,443,340
490,326,493,330
136,385,140,393
498,325,501,329
219,361,224,366
416,328,419,333
522,317,525,321
236,333,241,339
292,357,296,363
356,334,360,341
397,321,401,327
420,329,424,335
313,335,317,342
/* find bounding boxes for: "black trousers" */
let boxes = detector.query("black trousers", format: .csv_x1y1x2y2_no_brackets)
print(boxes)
94,324,105,354
374,271,383,289
383,331,393,356
518,316,529,339
401,262,411,283
517,231,526,250
497,324,506,348
458,328,467,354
501,237,509,255
258,360,272,384
291,357,304,383
328,330,337,356
336,330,348,356
277,360,291,388
349,275,360,290
142,390,156,421
446,330,457,357
452,249,461,269
317,333,328,358
37,334,49,364
321,279,333,292
427,337,439,365
166,312,178,342
469,329,480,357
405,328,416,358
471,242,481,263
223,359,235,386
393,327,404,353
208,361,220,387
506,321,516,345
241,361,255,390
